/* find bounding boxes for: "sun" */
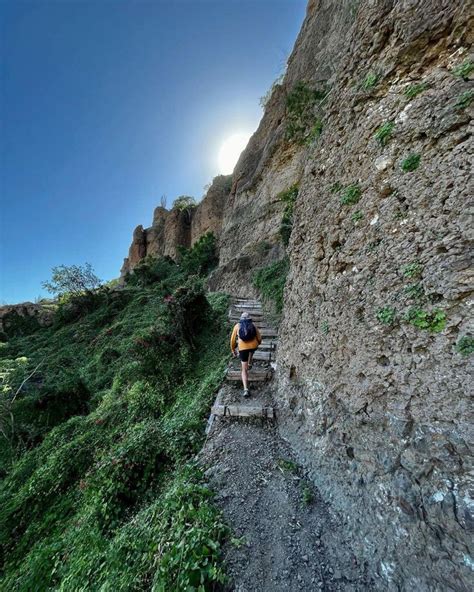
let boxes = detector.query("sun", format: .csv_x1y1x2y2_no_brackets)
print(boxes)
218,132,251,174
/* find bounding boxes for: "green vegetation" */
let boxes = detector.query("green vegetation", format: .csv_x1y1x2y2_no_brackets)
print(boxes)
404,282,425,301
374,121,395,146
253,257,289,316
301,485,314,506
278,184,299,246
42,262,102,298
260,72,285,109
340,183,362,206
404,82,428,100
376,306,396,325
362,72,379,90
172,195,197,211
401,262,422,278
453,60,474,80
330,181,343,193
276,458,298,473
351,210,363,223
404,308,446,332
455,335,474,356
401,153,421,172
285,81,327,145
0,238,230,590
321,320,329,335
454,89,473,110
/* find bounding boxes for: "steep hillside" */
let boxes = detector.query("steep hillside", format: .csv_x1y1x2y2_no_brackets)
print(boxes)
0,242,230,590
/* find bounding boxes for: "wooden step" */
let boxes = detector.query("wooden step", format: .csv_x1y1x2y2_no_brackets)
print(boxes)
251,350,274,361
226,369,273,382
211,404,275,419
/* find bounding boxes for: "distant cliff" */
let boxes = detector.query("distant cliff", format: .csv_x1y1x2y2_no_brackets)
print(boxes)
120,174,232,277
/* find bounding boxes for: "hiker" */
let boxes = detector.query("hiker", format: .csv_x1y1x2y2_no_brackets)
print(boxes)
230,311,262,398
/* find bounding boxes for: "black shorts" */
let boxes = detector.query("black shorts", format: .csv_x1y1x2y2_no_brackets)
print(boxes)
239,348,256,362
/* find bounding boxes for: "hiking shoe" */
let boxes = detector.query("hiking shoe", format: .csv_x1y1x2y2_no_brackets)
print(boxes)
243,389,250,398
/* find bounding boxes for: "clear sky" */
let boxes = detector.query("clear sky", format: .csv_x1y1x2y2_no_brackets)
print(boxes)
0,0,307,304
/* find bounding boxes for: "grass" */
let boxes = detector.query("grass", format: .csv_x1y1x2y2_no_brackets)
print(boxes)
321,320,329,335
404,308,446,332
401,154,421,172
285,81,327,145
374,121,395,146
340,184,362,205
0,243,231,590
301,485,314,506
376,307,396,325
404,83,428,100
404,283,425,301
351,211,363,223
455,336,474,356
253,257,289,316
276,458,298,473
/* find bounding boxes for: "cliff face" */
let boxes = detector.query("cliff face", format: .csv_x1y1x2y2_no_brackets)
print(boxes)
118,1,472,588
120,174,231,277
269,1,472,590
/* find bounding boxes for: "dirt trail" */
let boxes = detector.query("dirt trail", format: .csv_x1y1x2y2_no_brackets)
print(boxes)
199,299,373,592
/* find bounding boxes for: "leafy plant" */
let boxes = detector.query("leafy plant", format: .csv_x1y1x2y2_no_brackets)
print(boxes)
453,60,474,80
340,184,362,205
404,82,428,100
374,121,395,146
362,72,379,90
330,181,343,193
455,335,474,356
285,81,327,144
401,153,421,172
351,211,363,223
278,184,299,246
321,320,329,335
404,308,446,332
454,89,473,110
231,536,247,549
172,195,197,211
401,262,422,278
376,306,396,325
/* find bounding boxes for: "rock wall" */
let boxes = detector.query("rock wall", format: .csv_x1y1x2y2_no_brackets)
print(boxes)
120,174,231,277
0,302,55,338
265,1,472,590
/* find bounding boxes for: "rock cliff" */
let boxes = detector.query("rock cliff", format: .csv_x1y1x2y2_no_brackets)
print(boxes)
120,1,473,588
120,174,232,277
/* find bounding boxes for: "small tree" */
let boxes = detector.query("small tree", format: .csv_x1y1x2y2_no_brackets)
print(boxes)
42,263,102,298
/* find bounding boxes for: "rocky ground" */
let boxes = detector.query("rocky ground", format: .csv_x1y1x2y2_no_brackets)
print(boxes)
199,379,374,592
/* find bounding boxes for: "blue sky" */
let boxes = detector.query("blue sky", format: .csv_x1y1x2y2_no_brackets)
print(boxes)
1,0,307,304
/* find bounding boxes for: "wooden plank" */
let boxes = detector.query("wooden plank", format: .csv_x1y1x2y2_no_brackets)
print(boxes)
211,404,275,419
226,370,273,382
251,350,273,361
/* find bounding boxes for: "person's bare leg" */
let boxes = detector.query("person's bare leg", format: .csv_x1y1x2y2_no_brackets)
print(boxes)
241,361,249,392
248,351,254,370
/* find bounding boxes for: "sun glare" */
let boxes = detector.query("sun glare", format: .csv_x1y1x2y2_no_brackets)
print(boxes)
218,132,251,174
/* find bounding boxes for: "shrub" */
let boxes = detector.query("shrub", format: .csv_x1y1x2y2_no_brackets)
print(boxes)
285,82,327,144
278,184,299,246
376,307,396,325
401,262,422,278
172,195,197,211
178,232,218,277
404,308,446,332
453,60,474,80
340,184,362,205
454,89,473,110
253,258,289,315
401,154,421,172
362,72,379,90
404,83,427,100
374,121,395,146
351,211,363,223
42,263,102,298
455,335,474,356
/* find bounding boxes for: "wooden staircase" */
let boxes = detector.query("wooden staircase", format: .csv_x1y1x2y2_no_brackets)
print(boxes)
206,298,277,430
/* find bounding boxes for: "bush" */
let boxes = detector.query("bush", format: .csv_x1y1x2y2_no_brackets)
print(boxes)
340,184,362,205
178,232,218,277
401,153,421,172
404,308,446,332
